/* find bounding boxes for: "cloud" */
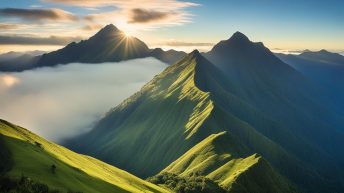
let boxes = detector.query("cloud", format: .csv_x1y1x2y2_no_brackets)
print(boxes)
128,8,170,23
0,58,166,142
81,24,103,31
44,0,198,29
44,0,198,9
165,40,214,47
0,8,77,21
271,48,309,55
0,35,82,45
0,23,20,30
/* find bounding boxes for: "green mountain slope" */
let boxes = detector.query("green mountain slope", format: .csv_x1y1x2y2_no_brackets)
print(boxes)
67,33,344,193
161,132,297,193
68,51,216,177
0,119,170,193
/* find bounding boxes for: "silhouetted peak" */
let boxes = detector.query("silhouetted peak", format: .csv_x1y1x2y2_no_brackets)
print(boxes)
102,24,119,32
151,48,164,53
301,49,333,56
229,31,250,43
189,49,201,58
319,49,329,53
92,24,122,39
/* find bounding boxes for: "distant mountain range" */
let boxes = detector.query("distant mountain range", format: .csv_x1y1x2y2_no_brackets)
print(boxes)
276,50,344,114
66,32,344,193
0,24,185,72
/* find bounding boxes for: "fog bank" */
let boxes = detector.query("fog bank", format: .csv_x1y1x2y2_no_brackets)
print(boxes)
0,57,166,142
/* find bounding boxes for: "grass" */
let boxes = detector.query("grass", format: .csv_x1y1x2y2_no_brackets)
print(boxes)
0,119,170,193
162,132,298,193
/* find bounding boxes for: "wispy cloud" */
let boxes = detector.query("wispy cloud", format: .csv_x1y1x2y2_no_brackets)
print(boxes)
81,23,103,31
0,23,20,30
44,0,199,29
128,8,170,24
0,35,82,45
0,8,77,22
165,40,214,47
43,0,198,9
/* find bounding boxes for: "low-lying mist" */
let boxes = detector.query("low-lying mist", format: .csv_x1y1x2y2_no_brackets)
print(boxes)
0,57,166,142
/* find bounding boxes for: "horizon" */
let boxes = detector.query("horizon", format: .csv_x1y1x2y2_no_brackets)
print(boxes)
0,0,343,54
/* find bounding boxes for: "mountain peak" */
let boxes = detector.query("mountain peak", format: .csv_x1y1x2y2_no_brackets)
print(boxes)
188,49,204,62
102,24,119,32
92,24,122,39
319,49,329,53
190,49,201,56
229,31,250,43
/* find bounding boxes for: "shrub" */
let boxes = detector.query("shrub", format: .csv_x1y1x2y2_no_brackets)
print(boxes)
0,175,83,193
147,172,227,193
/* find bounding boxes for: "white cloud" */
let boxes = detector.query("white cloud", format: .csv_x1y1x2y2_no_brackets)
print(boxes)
0,58,166,142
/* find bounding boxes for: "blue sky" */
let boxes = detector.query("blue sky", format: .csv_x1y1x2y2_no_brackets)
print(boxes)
0,0,343,53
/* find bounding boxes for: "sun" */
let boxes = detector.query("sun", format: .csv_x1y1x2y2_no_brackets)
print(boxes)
123,31,134,38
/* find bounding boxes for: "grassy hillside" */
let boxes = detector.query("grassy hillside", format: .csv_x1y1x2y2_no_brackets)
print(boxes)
67,51,217,178
0,119,170,193
161,132,297,193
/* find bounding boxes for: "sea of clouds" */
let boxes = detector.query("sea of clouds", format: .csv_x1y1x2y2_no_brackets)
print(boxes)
0,57,166,142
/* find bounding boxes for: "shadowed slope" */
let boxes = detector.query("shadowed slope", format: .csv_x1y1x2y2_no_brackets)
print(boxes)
276,50,344,114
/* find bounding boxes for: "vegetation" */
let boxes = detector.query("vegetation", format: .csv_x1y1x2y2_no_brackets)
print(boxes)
147,172,226,193
162,132,298,193
0,119,170,193
0,175,83,193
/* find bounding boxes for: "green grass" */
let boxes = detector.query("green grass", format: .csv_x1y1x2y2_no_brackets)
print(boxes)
0,119,170,193
162,132,298,193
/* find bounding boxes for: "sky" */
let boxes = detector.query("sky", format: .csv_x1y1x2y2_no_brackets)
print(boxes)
0,58,166,141
0,0,343,53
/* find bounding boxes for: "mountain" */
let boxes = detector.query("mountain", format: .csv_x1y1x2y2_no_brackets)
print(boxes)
67,33,344,193
0,51,45,61
276,50,344,113
150,48,186,64
0,51,43,71
0,24,185,72
0,119,169,193
36,24,150,67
